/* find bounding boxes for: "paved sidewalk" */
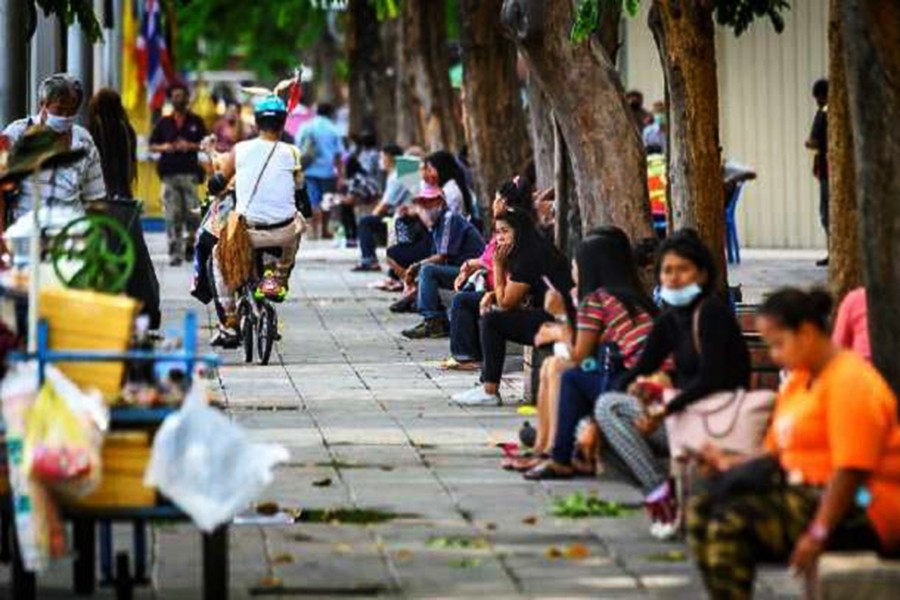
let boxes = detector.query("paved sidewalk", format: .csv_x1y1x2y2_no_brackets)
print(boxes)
1,238,822,598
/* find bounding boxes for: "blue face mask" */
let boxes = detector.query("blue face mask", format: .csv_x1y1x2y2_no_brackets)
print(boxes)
44,112,76,133
660,283,703,307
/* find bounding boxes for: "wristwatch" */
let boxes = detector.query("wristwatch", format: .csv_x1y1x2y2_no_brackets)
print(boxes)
807,521,829,544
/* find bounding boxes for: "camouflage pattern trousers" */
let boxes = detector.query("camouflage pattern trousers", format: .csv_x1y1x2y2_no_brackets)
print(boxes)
686,484,879,600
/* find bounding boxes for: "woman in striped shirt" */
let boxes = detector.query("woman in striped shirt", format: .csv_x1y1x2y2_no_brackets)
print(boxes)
524,228,658,480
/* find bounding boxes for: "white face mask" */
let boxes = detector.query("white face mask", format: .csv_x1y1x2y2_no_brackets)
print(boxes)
44,112,76,133
659,282,703,307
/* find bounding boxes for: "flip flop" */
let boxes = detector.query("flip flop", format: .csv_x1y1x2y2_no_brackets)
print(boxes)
502,455,545,472
523,461,575,481
440,357,481,371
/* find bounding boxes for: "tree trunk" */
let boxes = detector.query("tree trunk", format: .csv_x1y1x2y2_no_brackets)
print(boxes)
347,0,396,142
398,0,464,152
312,30,341,105
649,1,726,290
502,0,652,242
524,71,554,191
827,0,860,302
376,17,400,144
459,0,531,210
841,0,900,396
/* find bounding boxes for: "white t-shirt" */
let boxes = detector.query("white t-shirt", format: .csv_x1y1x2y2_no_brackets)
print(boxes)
2,118,107,219
443,179,464,215
234,139,299,225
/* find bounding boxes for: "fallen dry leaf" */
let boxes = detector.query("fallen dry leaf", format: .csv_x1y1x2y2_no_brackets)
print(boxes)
333,543,352,554
485,522,498,531
271,552,294,565
395,549,413,561
545,546,563,560
522,515,538,525
257,575,282,588
256,502,280,516
565,543,590,560
312,477,333,487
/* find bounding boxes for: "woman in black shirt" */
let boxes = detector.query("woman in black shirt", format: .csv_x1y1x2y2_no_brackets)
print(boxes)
452,209,573,406
595,229,750,539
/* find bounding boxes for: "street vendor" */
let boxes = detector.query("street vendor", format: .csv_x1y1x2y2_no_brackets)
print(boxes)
1,73,107,223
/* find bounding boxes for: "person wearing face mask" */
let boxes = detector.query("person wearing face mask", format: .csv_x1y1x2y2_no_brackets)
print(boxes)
400,184,484,340
352,143,412,272
1,73,107,221
593,229,750,539
149,81,208,266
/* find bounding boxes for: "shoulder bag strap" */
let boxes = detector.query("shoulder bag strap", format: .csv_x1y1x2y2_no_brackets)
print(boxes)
692,301,704,356
242,141,279,215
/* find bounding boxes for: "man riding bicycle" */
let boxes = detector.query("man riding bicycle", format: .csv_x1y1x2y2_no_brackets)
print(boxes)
209,95,307,347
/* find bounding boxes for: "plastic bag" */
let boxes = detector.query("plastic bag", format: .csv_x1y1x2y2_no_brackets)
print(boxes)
144,379,289,532
24,367,106,499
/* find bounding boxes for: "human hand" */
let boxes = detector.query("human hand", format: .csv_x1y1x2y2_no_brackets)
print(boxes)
628,377,665,405
479,292,496,315
544,288,566,318
403,263,420,286
789,532,825,578
454,262,474,291
634,411,663,436
534,323,562,347
494,242,512,267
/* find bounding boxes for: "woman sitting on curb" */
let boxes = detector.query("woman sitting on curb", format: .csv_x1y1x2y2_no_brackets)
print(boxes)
452,208,572,406
688,288,900,600
522,228,657,479
596,230,750,538
442,177,537,371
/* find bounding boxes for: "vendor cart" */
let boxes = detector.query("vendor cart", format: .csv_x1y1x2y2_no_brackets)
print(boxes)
0,312,226,600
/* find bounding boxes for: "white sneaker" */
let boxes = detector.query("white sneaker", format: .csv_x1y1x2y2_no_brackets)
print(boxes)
649,521,678,541
452,386,501,406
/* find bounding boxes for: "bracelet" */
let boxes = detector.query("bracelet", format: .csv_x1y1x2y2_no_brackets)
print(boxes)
555,315,568,324
807,521,829,544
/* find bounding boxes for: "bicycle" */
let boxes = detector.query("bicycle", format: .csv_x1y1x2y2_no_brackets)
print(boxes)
235,249,283,366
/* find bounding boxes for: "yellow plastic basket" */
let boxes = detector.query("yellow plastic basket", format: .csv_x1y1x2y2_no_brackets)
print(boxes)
38,288,138,400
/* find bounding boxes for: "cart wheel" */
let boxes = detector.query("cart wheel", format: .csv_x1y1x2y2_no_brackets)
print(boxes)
257,304,275,366
241,312,253,364
114,551,133,600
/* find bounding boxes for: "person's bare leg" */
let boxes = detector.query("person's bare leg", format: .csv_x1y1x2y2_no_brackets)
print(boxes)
484,382,499,395
545,357,573,451
535,361,554,454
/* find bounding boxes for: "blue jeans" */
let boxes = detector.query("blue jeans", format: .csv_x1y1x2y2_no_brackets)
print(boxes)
450,291,484,361
358,214,387,265
417,264,459,320
551,368,611,465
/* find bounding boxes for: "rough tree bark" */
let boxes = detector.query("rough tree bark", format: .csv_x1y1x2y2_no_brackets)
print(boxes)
524,71,554,190
501,0,652,242
827,0,860,302
649,0,726,289
347,0,396,142
841,0,900,396
398,0,464,151
459,0,531,209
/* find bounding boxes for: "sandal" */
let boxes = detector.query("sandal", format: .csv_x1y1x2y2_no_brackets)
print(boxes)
502,454,546,472
523,461,575,481
440,357,481,371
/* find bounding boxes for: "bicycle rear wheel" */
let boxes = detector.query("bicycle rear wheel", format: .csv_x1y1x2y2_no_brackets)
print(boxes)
241,307,254,364
257,303,276,365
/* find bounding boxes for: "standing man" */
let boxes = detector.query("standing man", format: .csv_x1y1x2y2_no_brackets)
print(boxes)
2,73,106,220
149,82,207,266
296,103,344,239
806,78,829,267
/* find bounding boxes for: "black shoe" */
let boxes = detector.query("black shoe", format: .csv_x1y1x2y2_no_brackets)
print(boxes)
169,256,183,267
816,257,829,267
389,294,417,314
211,326,240,349
185,246,195,263
402,318,449,340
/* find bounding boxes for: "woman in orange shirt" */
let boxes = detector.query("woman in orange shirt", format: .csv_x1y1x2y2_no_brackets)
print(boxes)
688,288,900,600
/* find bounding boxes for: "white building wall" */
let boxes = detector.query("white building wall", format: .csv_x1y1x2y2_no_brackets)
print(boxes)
622,0,829,249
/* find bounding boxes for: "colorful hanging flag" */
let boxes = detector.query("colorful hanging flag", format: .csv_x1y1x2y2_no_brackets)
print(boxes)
135,0,174,110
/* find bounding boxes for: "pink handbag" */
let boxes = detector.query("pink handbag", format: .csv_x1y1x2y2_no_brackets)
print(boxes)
663,388,775,460
662,302,776,460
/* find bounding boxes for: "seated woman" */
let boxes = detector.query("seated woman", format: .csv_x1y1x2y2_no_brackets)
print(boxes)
524,228,657,479
688,288,900,600
596,230,750,537
452,208,573,406
444,177,537,371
